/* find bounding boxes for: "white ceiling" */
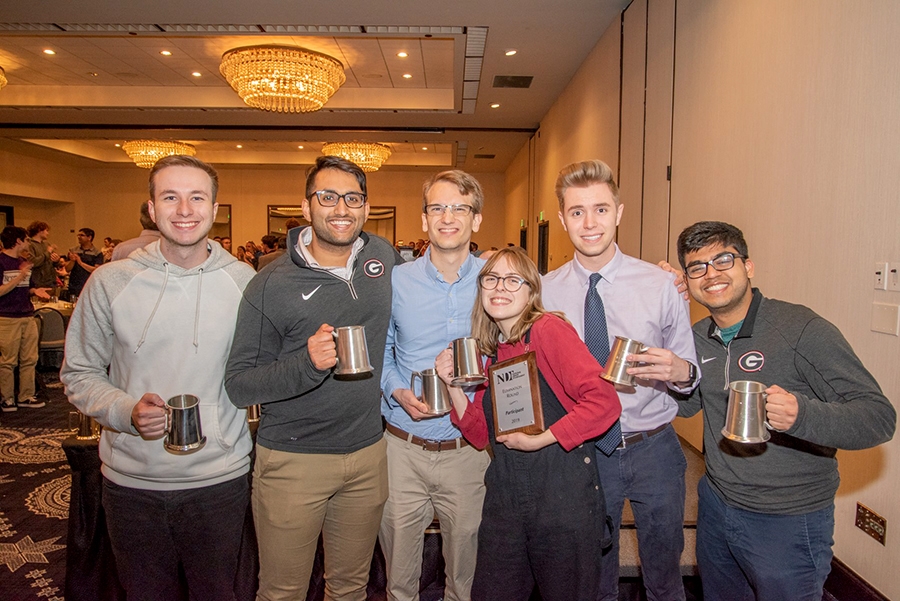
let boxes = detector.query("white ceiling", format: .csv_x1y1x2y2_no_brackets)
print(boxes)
0,0,629,172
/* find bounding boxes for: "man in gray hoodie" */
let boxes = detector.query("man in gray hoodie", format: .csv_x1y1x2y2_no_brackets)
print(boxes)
675,221,896,601
61,155,256,601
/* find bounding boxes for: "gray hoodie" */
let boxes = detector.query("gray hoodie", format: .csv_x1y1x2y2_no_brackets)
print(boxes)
61,240,256,490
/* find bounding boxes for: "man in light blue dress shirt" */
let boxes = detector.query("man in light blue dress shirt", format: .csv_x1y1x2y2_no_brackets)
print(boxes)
380,170,491,601
542,160,700,601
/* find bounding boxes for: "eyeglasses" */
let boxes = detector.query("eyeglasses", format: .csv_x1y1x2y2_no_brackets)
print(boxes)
424,204,475,217
479,274,529,292
309,190,367,209
685,252,746,279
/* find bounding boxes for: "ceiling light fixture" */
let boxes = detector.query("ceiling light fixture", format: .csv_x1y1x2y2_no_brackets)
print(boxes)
298,145,304,149
0,67,6,90
220,45,346,113
505,49,517,56
43,49,56,55
402,73,412,79
397,52,408,58
236,145,242,149
122,140,196,169
191,71,202,77
322,142,392,173
490,103,500,108
160,50,172,56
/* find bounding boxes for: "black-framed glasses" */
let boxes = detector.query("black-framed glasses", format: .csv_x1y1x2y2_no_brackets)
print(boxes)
424,203,475,217
479,274,529,292
309,190,367,208
685,252,746,279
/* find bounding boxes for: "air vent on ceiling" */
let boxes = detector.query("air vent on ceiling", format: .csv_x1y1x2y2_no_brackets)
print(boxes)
492,75,533,89
473,154,495,159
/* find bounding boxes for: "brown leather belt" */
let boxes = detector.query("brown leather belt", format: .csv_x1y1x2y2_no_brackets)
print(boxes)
385,422,470,452
617,423,669,449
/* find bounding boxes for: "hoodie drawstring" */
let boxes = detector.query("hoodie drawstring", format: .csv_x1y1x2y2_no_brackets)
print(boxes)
134,262,170,353
193,268,203,351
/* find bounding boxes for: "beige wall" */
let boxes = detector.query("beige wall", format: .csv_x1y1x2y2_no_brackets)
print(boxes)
0,145,508,252
669,1,900,594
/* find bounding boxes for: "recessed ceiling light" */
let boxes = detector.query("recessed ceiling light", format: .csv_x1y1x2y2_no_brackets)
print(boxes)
114,143,121,147
297,145,304,149
397,52,408,58
43,49,56,55
490,103,500,109
505,49,517,56
236,144,242,149
160,50,172,56
422,146,428,151
191,72,202,77
402,73,412,79
88,72,99,77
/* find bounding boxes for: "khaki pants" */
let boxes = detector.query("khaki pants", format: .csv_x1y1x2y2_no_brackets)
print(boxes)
0,316,38,403
253,437,388,601
379,431,490,601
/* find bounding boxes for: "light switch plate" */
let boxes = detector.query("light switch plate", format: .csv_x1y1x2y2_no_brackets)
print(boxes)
871,303,900,335
888,263,900,292
875,262,888,290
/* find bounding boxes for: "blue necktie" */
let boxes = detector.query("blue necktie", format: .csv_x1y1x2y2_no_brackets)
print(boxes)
585,273,622,456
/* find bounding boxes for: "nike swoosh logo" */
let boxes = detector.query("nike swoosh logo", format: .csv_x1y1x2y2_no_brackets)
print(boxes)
701,356,717,364
302,285,322,301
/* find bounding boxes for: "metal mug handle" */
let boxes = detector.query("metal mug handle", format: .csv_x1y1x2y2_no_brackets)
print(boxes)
410,371,422,399
761,391,776,431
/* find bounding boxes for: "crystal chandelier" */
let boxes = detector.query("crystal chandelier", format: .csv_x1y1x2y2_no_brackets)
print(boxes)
122,140,197,169
220,45,346,113
0,67,7,90
322,142,392,172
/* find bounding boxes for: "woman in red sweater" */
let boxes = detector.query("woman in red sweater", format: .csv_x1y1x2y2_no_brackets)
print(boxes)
435,247,621,601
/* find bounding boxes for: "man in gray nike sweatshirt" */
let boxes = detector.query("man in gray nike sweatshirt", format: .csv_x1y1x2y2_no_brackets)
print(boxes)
226,155,403,601
675,221,895,601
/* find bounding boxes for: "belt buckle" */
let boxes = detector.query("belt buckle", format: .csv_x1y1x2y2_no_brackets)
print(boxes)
423,438,442,451
616,432,627,450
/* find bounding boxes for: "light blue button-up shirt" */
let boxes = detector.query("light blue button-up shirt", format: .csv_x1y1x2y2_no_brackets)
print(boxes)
542,245,699,432
381,247,485,439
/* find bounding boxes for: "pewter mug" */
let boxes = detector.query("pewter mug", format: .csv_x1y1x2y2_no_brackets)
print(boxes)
165,394,206,454
411,368,452,416
333,326,374,375
69,410,101,440
601,336,648,387
722,380,771,443
450,337,487,386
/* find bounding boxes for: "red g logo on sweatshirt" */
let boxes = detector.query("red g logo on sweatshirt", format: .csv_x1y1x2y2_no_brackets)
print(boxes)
738,351,765,372
364,259,385,278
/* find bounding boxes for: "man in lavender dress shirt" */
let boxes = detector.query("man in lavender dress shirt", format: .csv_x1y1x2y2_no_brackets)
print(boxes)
542,160,699,601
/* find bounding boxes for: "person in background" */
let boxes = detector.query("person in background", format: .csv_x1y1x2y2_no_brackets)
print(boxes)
672,221,896,601
61,155,255,601
542,159,698,601
25,221,60,290
220,236,233,254
379,170,490,601
111,201,162,261
0,226,50,412
226,155,403,601
101,236,114,261
235,245,254,268
66,228,104,299
256,235,287,271
435,247,620,601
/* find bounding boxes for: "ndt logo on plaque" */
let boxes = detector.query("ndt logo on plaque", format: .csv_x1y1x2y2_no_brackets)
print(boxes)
738,351,765,372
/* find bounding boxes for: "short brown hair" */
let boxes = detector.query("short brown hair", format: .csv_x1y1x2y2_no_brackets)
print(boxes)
554,160,619,211
26,221,49,238
149,155,219,202
305,155,367,200
422,170,484,213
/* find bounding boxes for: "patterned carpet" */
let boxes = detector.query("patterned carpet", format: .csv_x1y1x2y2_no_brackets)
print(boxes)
0,382,70,601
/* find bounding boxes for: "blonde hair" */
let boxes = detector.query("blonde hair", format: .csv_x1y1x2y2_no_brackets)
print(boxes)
471,247,567,356
554,159,619,211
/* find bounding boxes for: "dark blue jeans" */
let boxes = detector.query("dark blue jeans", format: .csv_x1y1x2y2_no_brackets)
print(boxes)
102,475,250,601
595,423,687,601
696,475,834,601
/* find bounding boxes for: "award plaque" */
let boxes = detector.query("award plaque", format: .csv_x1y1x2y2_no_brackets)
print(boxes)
489,351,544,437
